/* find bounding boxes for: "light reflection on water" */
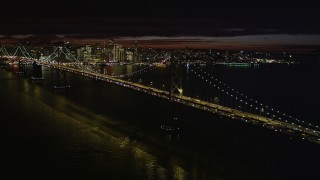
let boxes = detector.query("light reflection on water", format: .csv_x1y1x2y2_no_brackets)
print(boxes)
1,64,320,179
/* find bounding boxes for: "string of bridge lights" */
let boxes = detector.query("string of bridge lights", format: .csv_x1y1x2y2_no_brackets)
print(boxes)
188,64,320,131
192,65,320,130
22,46,35,59
20,48,32,59
189,66,260,113
12,47,20,57
0,46,31,60
38,47,106,77
0,47,10,57
110,65,156,78
36,46,62,63
2,46,155,80
12,46,31,60
0,49,6,57
59,47,94,72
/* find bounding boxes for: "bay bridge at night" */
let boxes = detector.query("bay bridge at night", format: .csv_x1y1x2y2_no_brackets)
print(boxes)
1,45,319,144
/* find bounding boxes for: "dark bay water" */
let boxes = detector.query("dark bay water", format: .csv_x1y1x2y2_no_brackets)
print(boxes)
1,64,320,180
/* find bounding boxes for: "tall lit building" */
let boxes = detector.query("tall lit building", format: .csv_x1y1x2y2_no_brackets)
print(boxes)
84,45,92,61
126,50,133,61
134,40,138,62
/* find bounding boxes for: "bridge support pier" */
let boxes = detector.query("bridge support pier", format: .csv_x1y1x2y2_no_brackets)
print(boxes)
17,60,27,75
54,46,70,89
54,69,70,89
31,61,45,82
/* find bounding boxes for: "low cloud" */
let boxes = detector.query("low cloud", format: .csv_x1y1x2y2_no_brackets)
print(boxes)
12,34,33,39
1,33,320,52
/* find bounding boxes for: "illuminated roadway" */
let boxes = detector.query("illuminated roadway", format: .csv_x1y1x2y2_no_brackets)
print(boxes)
37,62,320,144
1,55,318,144
1,51,319,144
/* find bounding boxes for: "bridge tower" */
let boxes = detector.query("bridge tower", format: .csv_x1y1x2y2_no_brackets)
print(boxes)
169,53,183,102
14,45,33,75
54,46,70,89
31,61,45,82
31,51,44,81
161,52,182,134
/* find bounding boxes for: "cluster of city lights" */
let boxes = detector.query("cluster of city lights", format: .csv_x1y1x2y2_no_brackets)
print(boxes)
44,46,157,80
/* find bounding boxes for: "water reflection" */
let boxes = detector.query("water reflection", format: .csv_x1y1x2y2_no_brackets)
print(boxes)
1,64,320,179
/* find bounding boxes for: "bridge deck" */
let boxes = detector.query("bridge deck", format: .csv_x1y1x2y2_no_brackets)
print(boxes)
40,63,320,144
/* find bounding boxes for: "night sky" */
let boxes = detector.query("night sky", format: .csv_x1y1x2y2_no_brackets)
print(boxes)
1,0,320,51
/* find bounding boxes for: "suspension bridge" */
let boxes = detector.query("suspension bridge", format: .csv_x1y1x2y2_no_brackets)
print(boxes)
0,45,319,144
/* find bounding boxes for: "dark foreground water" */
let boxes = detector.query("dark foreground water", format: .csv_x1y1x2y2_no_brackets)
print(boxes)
1,64,320,180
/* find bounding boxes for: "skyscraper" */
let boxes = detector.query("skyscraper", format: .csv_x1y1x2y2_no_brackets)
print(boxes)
134,40,138,62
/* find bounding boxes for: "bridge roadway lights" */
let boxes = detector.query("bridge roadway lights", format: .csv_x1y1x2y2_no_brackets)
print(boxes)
42,64,320,144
